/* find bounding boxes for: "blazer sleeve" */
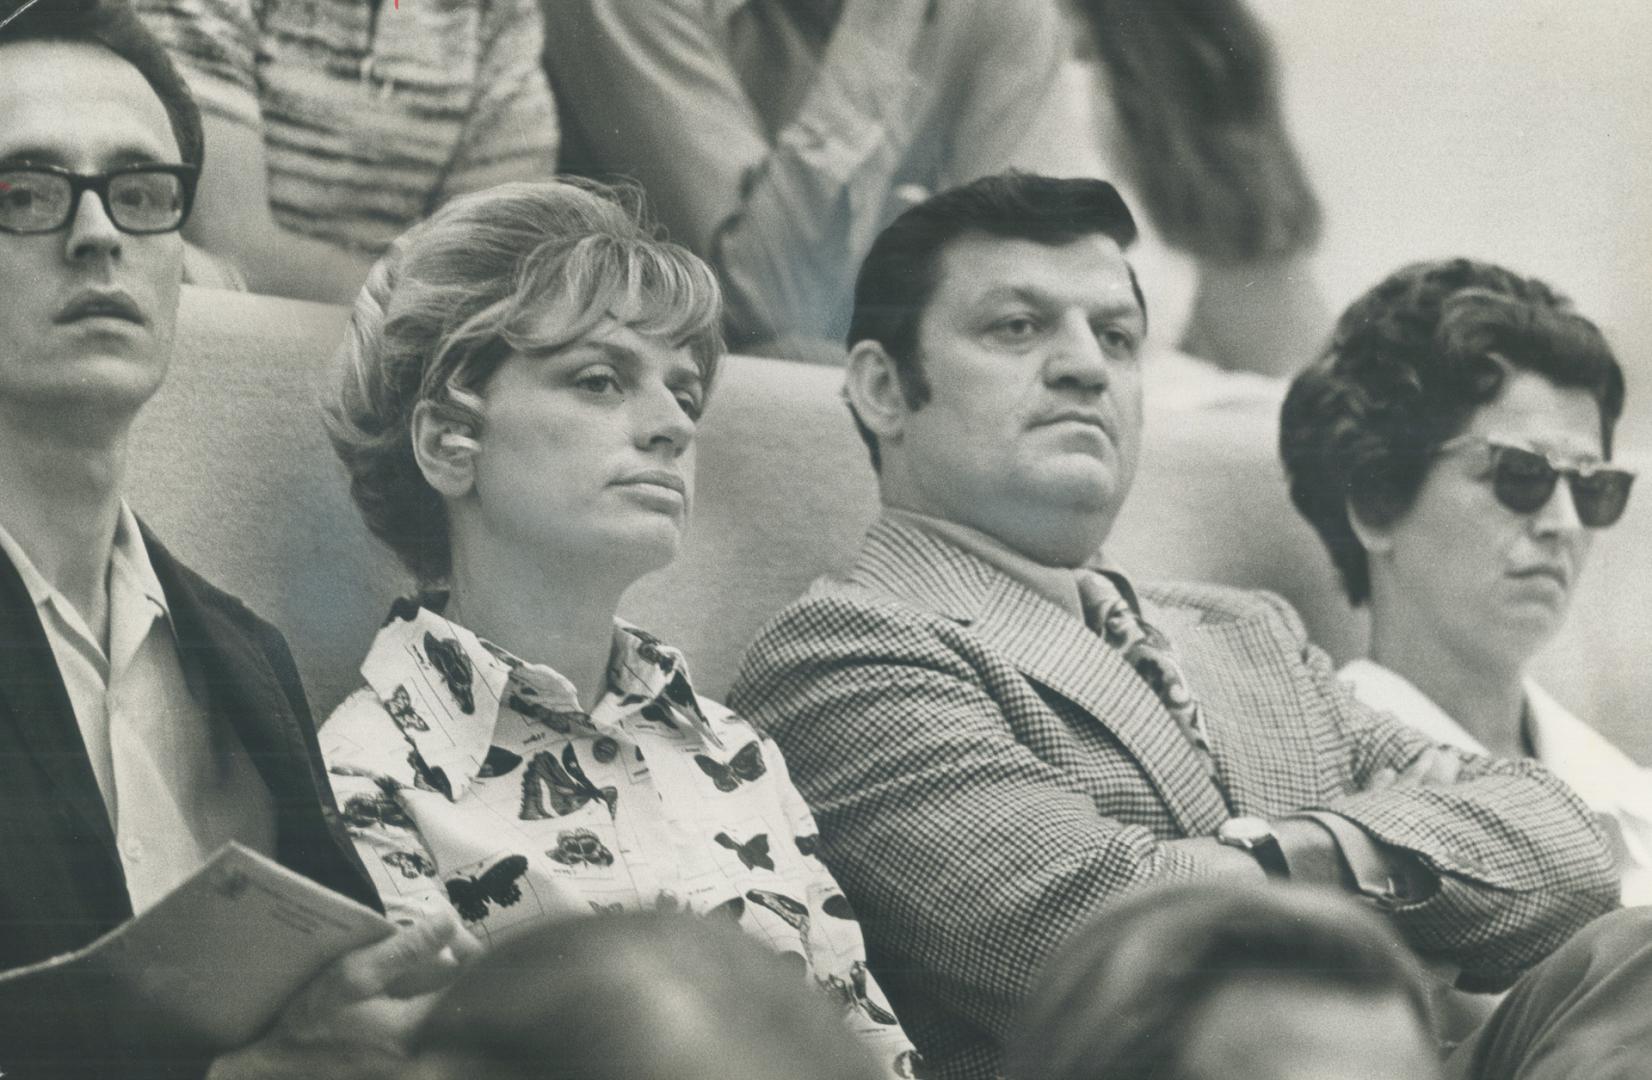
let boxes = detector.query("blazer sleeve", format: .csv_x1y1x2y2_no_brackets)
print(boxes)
1251,591,1621,991
728,592,1246,1039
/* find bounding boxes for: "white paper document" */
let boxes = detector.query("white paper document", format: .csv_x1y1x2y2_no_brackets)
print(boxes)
0,842,393,1049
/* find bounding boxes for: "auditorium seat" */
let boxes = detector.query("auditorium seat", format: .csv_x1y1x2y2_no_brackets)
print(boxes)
127,288,1649,765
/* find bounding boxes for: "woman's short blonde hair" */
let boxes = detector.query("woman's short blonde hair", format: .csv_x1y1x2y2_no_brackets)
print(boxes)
325,180,724,585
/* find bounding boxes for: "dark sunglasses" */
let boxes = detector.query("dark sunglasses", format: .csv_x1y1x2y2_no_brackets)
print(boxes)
0,163,199,235
1437,434,1635,528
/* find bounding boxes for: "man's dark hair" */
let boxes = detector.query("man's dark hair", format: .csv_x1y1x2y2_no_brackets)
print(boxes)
846,173,1143,470
1280,257,1625,605
1005,883,1433,1080
1,0,204,167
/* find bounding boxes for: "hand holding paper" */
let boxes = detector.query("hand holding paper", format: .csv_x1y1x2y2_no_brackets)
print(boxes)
207,905,481,1079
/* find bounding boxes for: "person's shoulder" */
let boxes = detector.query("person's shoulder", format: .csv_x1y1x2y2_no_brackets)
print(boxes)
731,573,969,697
749,573,958,652
1141,580,1310,637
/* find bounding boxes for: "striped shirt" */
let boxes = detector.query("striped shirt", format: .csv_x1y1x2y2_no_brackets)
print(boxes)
137,0,559,255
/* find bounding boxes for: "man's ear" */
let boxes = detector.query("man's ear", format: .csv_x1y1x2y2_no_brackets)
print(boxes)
411,400,481,500
1345,497,1395,557
844,340,910,445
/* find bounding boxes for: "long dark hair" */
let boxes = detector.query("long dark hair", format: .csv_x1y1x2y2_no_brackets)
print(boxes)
1076,0,1321,263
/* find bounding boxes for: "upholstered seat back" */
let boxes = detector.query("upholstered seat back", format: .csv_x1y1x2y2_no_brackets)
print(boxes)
128,289,1647,766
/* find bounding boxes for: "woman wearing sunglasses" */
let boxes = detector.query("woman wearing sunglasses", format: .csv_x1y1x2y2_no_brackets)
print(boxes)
1281,257,1650,905
319,180,914,1073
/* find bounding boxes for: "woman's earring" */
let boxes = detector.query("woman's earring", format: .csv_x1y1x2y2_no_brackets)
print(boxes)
439,431,482,455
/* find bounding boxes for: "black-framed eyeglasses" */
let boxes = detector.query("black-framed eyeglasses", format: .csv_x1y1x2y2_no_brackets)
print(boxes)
1437,434,1636,528
0,163,199,235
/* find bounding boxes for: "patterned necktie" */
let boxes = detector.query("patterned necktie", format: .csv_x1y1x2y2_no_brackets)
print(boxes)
1078,571,1220,783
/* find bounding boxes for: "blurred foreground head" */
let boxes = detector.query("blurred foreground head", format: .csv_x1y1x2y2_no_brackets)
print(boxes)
406,911,887,1080
1007,882,1440,1080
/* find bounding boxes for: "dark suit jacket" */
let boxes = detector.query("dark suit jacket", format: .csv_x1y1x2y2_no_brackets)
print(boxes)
0,524,378,1076
730,516,1619,1080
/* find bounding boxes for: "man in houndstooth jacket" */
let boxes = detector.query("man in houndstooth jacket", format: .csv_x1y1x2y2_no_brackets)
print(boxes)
728,175,1645,1080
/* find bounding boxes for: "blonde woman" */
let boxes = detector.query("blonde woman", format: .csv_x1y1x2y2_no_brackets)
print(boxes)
319,180,914,1074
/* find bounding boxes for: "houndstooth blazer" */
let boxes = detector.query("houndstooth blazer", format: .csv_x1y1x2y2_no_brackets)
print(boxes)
729,515,1619,1080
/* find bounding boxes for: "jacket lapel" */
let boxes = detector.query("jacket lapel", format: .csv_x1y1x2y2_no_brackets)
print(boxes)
1158,603,1326,817
0,544,122,865
142,529,379,910
853,518,1231,836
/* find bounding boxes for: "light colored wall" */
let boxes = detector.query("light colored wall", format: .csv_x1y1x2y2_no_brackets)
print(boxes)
1258,0,1651,430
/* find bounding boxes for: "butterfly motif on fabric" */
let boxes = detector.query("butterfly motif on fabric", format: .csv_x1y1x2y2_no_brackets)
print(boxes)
638,701,679,730
445,854,529,922
385,684,428,732
519,743,619,820
382,850,436,879
631,630,674,672
745,888,809,935
694,740,767,792
384,596,423,625
506,685,588,735
547,828,616,868
713,831,774,871
408,748,453,799
477,637,523,671
795,833,820,858
477,745,524,778
341,791,412,830
662,671,712,728
423,631,475,714
892,1049,926,1078
821,893,857,920
820,962,899,1027
850,961,898,1025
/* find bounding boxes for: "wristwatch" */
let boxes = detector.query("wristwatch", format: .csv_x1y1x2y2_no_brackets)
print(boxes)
1216,816,1290,880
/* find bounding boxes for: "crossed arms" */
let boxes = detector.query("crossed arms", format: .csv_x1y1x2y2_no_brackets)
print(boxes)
729,585,1619,1041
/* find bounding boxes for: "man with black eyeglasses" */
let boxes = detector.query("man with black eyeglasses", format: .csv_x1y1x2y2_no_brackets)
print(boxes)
0,2,476,1075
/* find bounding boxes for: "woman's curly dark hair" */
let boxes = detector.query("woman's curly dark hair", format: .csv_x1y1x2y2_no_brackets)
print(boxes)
1280,258,1624,605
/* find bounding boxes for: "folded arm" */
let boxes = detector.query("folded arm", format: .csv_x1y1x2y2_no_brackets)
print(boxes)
730,596,1275,1039
1256,591,1620,990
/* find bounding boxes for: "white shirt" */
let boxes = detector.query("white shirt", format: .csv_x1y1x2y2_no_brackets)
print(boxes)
1341,659,1652,906
0,505,275,911
320,602,916,1076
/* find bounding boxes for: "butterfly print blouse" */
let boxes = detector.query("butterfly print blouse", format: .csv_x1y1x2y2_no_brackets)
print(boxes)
319,602,914,1074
